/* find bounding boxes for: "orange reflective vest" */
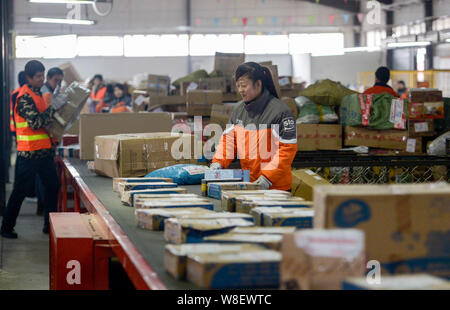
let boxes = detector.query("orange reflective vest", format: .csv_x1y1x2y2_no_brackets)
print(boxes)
91,86,107,113
14,85,52,152
10,86,22,133
111,101,130,113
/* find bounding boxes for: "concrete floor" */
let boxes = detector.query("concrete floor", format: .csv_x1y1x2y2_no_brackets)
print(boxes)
0,162,50,290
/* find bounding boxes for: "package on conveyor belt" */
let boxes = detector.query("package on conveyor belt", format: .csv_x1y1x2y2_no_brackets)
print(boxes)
251,207,314,226
135,200,214,211
281,229,365,290
295,96,338,124
427,131,450,156
186,250,281,289
342,274,450,290
313,183,450,278
164,218,254,244
291,169,330,201
45,82,91,141
117,182,178,196
57,144,80,159
235,197,311,214
135,208,214,231
203,233,283,250
263,210,314,228
340,93,408,130
230,226,296,235
221,190,291,212
201,179,244,197
121,187,188,206
164,243,265,280
208,182,263,200
113,177,173,193
145,164,208,185
133,193,200,208
299,79,357,106
204,169,250,182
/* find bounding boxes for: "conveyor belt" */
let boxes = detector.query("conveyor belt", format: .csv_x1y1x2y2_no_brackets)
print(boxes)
67,158,223,290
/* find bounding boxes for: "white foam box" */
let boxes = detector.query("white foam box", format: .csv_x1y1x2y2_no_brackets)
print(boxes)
113,177,173,192
236,197,312,214
231,226,296,235
135,199,214,211
121,187,188,206
133,193,200,208
281,229,366,290
251,207,314,226
203,233,283,250
186,250,281,289
164,243,265,280
164,218,254,244
342,274,450,290
117,182,177,196
221,190,292,212
208,182,262,200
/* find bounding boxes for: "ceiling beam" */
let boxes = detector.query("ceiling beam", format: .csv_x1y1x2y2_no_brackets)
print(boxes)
299,0,360,13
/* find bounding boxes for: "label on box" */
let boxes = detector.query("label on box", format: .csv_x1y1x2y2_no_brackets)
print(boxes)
187,82,198,91
279,77,291,87
182,165,207,176
414,122,429,133
406,139,417,153
135,95,146,106
390,99,406,129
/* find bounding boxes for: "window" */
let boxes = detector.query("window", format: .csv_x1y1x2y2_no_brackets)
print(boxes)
15,35,77,58
289,33,344,56
77,36,124,56
124,34,188,57
188,34,244,56
245,35,289,54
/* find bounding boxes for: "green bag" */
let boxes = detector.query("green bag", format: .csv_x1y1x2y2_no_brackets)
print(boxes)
172,70,209,89
300,79,357,106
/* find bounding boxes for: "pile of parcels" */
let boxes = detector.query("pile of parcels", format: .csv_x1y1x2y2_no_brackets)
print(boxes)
295,80,450,156
112,168,450,290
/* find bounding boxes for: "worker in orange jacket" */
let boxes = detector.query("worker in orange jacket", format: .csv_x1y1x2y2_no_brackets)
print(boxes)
397,80,409,100
87,74,108,113
41,67,64,106
109,83,132,113
210,62,297,191
1,60,66,239
364,66,399,98
9,71,27,134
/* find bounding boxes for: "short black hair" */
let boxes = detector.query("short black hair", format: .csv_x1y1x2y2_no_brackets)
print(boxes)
93,74,103,81
47,67,64,79
398,80,405,86
24,60,45,79
18,71,27,87
375,66,390,84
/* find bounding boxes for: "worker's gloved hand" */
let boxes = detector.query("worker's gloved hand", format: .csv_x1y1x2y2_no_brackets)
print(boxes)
253,175,272,190
209,162,222,170
51,85,68,110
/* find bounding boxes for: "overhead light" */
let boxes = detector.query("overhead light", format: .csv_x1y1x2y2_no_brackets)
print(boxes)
29,0,96,3
387,41,431,48
30,17,95,25
446,39,450,43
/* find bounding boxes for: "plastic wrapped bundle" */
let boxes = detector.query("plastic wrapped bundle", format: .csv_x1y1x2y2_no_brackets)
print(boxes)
295,96,338,124
299,79,357,106
427,131,450,156
46,82,90,141
145,164,208,185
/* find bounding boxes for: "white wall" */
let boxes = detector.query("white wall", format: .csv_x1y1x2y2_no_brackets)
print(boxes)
393,0,425,25
434,0,450,18
310,51,385,88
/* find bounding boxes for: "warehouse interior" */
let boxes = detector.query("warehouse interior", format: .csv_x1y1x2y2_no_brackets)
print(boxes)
0,0,449,292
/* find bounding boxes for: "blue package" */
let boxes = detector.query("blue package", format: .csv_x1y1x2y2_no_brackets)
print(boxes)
145,164,208,185
204,169,250,182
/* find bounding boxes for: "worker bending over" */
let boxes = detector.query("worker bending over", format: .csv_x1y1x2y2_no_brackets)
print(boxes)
210,62,297,191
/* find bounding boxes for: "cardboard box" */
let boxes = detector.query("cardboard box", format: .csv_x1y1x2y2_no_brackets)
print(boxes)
59,62,82,86
291,169,330,201
132,193,199,208
198,77,227,93
408,119,435,137
281,229,366,290
424,102,444,119
164,218,254,244
221,190,291,212
122,188,188,207
344,126,422,152
236,197,312,214
342,274,450,290
208,182,263,200
117,182,177,196
164,243,265,280
65,119,79,135
210,104,234,130
281,97,298,119
57,145,80,159
214,52,245,81
135,207,214,231
131,90,149,112
251,207,313,226
297,124,343,151
186,90,223,116
46,82,91,141
263,210,314,228
61,134,79,146
279,76,293,90
313,183,450,278
408,102,425,119
94,132,198,178
79,113,172,160
113,177,173,193
409,89,443,103
186,250,281,289
137,74,170,96
204,233,283,250
148,96,187,112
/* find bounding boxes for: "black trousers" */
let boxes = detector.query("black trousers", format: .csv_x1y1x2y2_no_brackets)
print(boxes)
1,155,59,232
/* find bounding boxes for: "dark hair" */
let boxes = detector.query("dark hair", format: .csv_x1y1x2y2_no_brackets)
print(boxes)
24,60,45,79
235,62,279,99
114,83,126,92
18,71,27,87
398,80,405,86
47,67,64,79
93,74,103,81
375,66,390,84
